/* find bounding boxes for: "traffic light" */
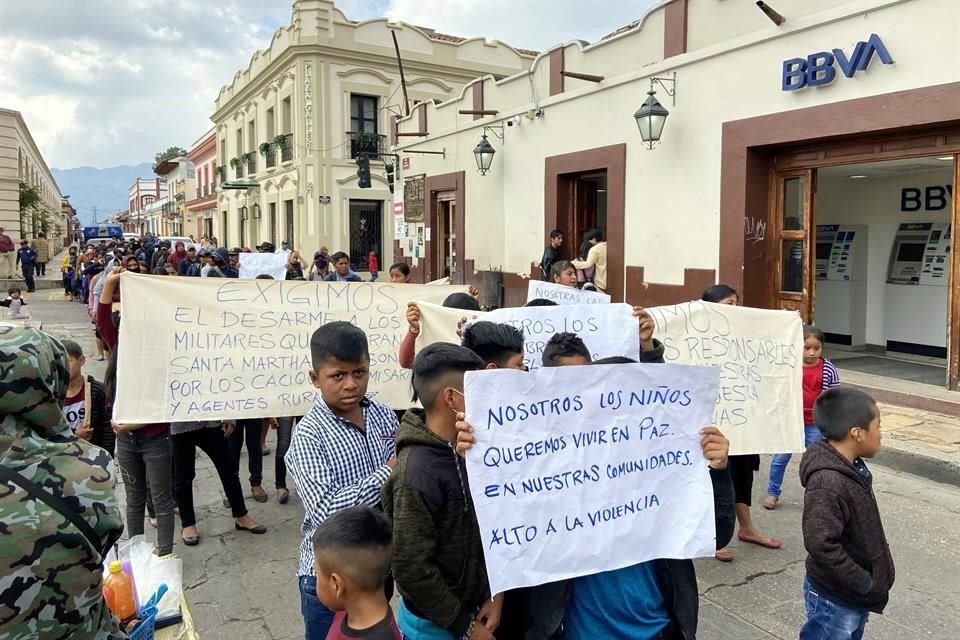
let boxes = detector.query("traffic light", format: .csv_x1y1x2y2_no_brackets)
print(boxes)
385,162,395,194
356,155,371,189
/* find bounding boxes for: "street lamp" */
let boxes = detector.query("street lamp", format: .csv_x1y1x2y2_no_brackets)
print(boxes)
633,91,669,149
473,134,496,175
633,73,677,150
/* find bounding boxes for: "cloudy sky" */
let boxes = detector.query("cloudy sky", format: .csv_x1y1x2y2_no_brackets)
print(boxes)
0,0,656,170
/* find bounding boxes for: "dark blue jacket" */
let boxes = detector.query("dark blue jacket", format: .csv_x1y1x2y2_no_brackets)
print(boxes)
16,247,37,267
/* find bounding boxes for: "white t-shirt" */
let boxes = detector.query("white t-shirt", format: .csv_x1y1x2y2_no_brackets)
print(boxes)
63,388,85,433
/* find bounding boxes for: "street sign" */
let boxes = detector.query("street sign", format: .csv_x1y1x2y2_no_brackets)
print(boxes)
319,195,331,204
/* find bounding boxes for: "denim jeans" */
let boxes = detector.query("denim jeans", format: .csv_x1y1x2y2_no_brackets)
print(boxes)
767,424,822,498
299,575,335,640
116,429,175,555
275,417,296,490
229,419,263,487
800,577,869,640
172,425,247,527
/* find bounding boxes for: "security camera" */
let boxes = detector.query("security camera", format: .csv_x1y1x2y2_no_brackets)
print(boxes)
506,115,522,127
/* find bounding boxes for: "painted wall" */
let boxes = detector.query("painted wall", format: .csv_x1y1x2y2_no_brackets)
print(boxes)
816,167,953,346
396,0,960,293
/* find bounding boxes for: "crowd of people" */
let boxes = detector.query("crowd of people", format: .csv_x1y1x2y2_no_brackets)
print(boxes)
0,228,894,640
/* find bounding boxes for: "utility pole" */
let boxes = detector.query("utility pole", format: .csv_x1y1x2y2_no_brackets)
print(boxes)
92,206,98,224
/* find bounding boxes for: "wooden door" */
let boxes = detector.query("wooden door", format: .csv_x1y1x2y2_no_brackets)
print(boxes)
772,169,816,322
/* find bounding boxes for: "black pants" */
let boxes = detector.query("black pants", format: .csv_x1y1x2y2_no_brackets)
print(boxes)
172,426,247,527
729,454,760,506
62,275,72,295
35,261,46,276
274,417,297,489
21,265,35,292
229,419,263,488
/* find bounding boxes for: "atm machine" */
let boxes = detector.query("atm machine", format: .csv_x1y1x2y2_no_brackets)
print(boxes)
885,222,950,356
815,225,868,349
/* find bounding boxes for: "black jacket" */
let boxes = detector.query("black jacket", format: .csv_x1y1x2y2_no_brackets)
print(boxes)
87,376,115,457
516,341,736,640
382,410,488,637
800,440,895,613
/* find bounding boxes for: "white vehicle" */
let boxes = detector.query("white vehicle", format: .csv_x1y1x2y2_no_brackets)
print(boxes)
160,236,198,251
123,233,140,243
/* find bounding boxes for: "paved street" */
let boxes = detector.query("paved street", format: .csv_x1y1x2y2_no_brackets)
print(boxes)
20,294,960,640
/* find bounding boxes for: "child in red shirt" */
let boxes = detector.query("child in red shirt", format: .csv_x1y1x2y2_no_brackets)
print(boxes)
368,251,379,282
313,506,401,640
764,325,840,509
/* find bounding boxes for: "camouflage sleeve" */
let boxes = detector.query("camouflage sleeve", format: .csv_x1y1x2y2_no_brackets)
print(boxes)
0,436,128,639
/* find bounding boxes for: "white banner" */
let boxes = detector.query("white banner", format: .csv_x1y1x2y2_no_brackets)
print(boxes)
647,301,804,455
479,304,639,369
113,274,465,422
527,280,610,305
464,363,719,595
238,252,287,280
415,303,640,369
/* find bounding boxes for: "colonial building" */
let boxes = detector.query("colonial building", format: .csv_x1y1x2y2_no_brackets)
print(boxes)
185,128,217,240
211,0,536,265
128,177,168,236
0,108,64,249
396,0,960,390
154,157,194,237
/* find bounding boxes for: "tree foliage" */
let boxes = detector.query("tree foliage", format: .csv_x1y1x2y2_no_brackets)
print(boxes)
153,146,188,170
19,182,41,212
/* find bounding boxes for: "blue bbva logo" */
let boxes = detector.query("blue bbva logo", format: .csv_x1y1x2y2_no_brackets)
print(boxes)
782,33,893,92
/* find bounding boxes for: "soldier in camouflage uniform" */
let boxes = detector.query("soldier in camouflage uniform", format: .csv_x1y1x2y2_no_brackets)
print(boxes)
0,324,128,639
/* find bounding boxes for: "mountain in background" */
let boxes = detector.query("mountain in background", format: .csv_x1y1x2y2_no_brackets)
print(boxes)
51,162,154,226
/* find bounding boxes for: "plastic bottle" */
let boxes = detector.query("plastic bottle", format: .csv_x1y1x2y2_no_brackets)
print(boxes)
103,561,137,622
121,559,140,608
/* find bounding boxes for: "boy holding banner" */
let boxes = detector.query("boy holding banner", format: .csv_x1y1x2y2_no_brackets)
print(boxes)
383,344,499,640
453,313,736,639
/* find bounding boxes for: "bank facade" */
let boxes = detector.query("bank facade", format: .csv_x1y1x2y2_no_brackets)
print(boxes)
394,0,960,389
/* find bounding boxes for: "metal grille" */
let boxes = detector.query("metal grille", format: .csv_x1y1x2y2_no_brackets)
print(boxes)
348,200,382,270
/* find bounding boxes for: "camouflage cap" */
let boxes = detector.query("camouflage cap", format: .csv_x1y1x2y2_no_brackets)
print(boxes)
0,324,70,438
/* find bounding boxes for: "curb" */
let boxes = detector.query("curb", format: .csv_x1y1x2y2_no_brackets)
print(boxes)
873,447,960,489
1,278,64,291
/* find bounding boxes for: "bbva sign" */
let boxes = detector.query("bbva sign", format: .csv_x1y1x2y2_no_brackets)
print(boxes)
782,33,893,92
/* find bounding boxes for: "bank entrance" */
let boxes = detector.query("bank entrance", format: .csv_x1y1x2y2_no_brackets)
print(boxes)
762,138,959,389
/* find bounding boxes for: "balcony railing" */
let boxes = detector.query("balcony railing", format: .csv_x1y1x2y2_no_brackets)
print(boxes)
246,154,256,175
280,133,293,163
234,162,243,179
203,185,209,196
348,131,385,160
266,148,276,168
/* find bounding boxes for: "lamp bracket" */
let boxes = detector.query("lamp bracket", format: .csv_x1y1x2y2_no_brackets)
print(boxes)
402,148,446,157
650,72,677,106
482,124,504,141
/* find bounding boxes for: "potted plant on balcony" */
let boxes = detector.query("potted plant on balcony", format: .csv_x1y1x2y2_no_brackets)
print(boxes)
273,134,288,150
354,131,381,153
229,157,240,169
259,142,273,157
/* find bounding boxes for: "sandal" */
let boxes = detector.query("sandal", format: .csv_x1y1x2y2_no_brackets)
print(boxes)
763,495,779,510
251,486,268,503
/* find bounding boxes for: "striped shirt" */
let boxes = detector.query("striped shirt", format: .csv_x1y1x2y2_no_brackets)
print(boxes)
285,394,398,577
822,358,840,390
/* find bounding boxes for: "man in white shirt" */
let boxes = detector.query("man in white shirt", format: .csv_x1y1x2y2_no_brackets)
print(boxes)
275,240,292,259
